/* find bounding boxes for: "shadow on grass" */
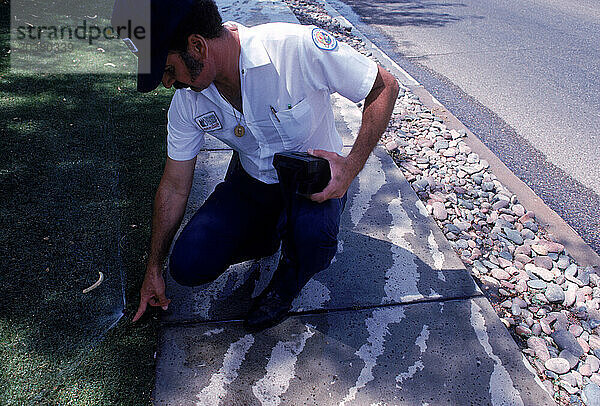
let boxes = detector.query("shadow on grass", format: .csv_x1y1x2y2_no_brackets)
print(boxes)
0,2,182,403
0,65,174,404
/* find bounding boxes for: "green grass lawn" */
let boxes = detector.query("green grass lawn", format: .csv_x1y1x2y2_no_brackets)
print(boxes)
1,1,173,403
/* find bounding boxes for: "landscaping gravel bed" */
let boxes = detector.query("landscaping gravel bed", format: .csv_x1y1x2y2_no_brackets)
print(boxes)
283,0,600,404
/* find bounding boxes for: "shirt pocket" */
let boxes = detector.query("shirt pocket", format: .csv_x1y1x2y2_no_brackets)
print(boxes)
269,97,312,151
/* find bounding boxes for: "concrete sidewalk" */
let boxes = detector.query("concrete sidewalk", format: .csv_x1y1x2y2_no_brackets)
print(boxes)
153,0,555,404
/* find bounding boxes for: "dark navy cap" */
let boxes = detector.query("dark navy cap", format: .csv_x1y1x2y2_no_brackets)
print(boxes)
111,0,194,92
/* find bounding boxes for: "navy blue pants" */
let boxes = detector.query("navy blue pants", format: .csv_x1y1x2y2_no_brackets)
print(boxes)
169,154,346,299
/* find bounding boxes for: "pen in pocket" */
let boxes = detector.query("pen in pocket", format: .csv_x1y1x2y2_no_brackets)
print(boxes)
270,105,280,122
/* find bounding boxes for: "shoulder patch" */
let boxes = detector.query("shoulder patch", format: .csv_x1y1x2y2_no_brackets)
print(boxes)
195,111,222,132
311,28,337,51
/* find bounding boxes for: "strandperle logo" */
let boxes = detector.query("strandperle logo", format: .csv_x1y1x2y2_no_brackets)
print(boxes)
10,0,151,74
14,19,145,46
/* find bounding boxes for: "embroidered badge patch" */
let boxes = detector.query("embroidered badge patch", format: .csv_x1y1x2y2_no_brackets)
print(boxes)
312,28,337,51
195,112,222,131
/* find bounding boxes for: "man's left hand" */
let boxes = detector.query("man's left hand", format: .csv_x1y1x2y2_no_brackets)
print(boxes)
308,149,355,203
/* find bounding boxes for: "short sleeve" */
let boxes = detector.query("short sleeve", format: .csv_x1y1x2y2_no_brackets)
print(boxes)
299,26,378,103
166,90,205,161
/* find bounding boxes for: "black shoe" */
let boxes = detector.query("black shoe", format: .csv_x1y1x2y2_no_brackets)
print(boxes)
244,289,293,333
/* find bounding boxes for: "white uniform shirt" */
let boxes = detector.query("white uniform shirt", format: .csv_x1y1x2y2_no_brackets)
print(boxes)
166,22,378,184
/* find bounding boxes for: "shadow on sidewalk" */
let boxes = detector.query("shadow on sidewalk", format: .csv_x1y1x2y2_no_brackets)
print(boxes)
161,229,479,324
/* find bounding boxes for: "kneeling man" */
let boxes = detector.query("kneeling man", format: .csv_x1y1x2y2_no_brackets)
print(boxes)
113,0,399,331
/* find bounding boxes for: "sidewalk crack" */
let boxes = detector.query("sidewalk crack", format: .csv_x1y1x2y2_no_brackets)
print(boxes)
159,292,484,328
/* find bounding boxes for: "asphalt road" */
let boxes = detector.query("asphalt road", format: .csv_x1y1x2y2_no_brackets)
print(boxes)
329,0,600,256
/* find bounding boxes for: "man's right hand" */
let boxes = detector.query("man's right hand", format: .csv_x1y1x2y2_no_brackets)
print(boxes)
132,157,195,323
132,269,171,322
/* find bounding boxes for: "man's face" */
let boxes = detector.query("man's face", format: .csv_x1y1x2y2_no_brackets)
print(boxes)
162,50,213,92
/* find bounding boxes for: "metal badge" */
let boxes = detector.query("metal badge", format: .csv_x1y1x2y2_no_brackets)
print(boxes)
234,125,245,137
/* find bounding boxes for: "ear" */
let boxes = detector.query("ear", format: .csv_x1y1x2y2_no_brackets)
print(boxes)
187,34,208,59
